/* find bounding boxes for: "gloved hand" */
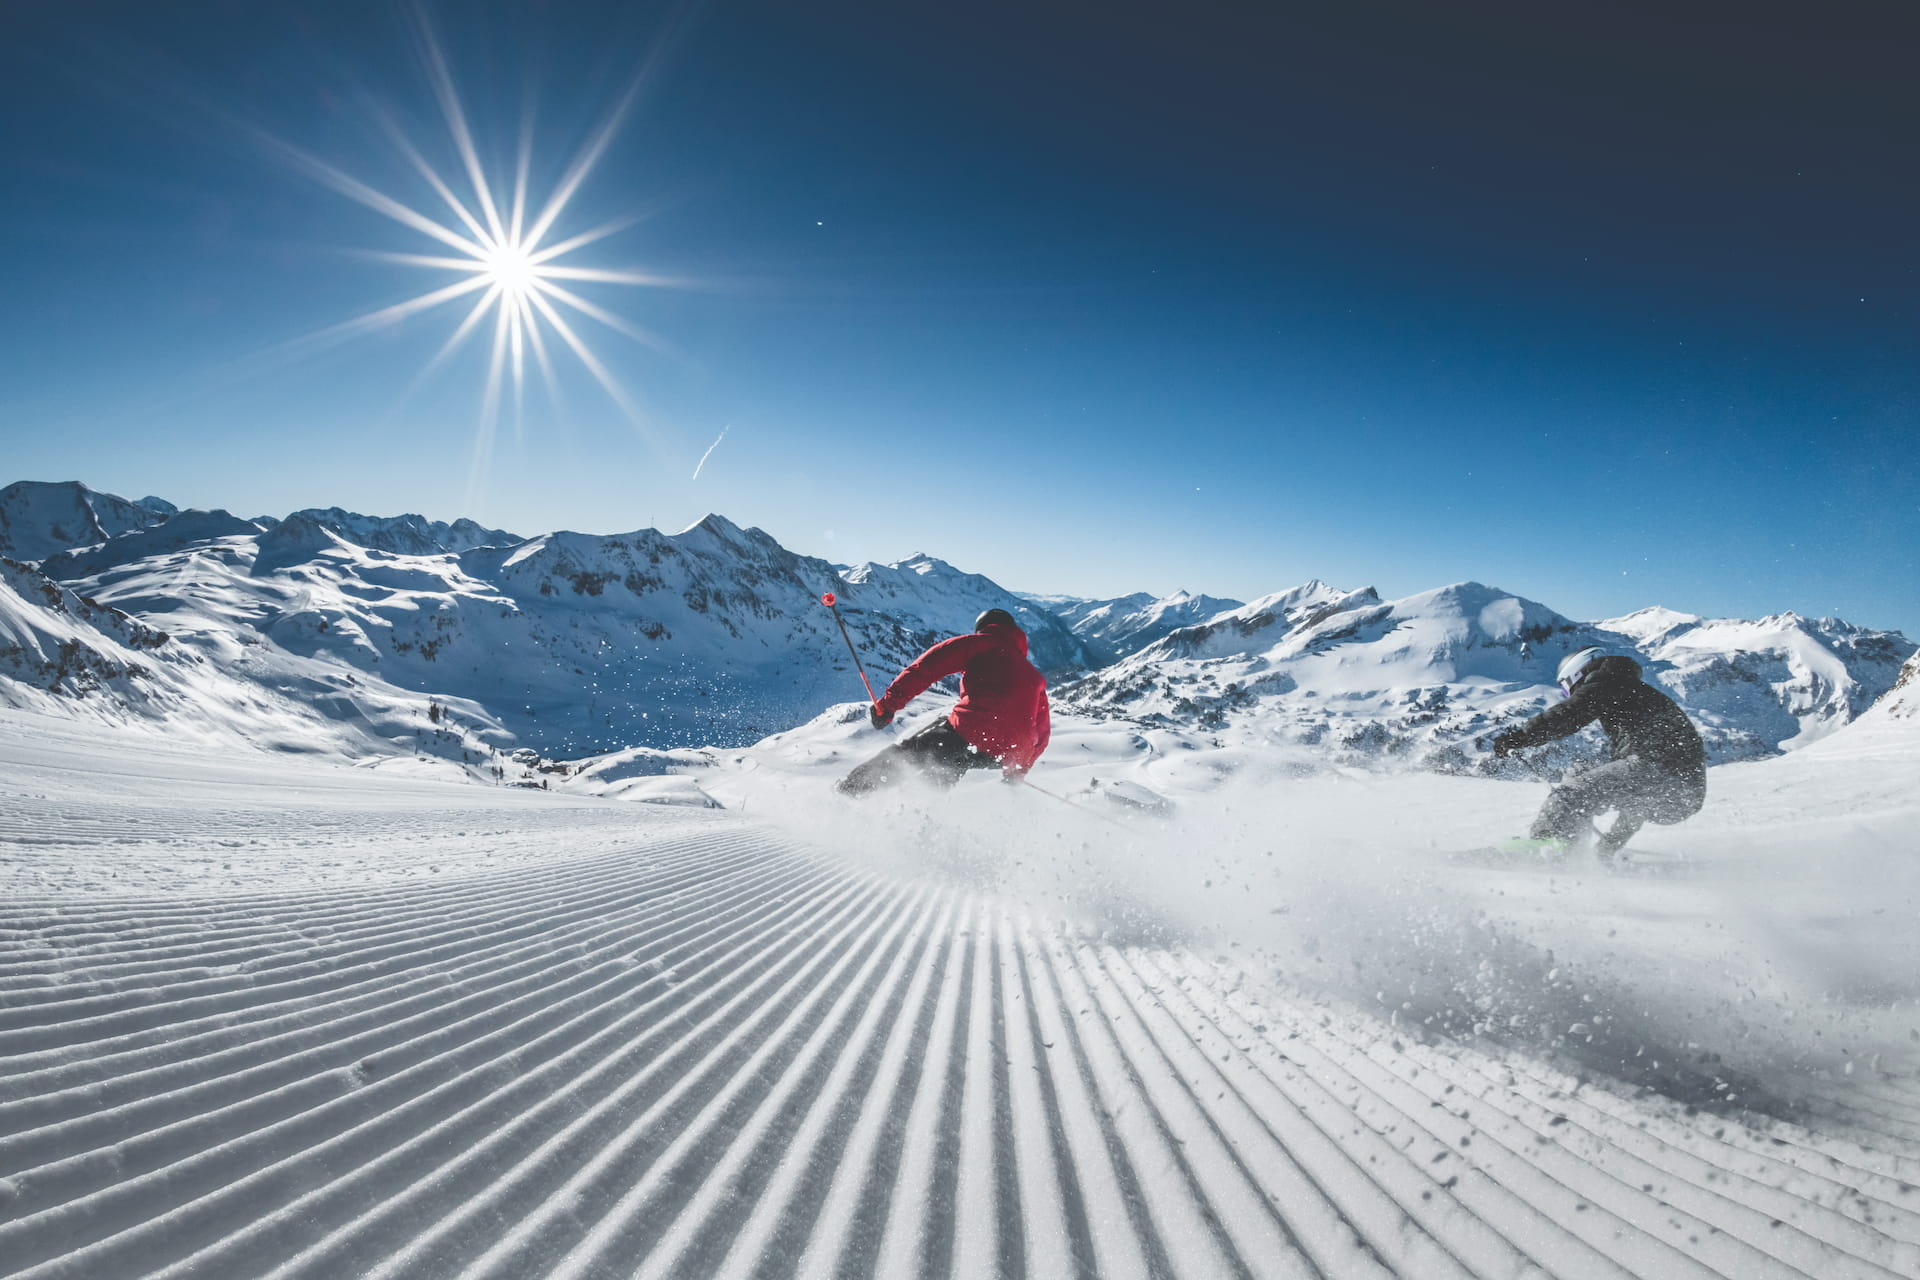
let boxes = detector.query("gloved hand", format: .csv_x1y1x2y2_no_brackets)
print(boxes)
1489,732,1518,758
868,705,894,730
1000,765,1027,784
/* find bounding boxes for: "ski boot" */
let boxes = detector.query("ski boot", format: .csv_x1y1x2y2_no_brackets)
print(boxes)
1594,814,1644,863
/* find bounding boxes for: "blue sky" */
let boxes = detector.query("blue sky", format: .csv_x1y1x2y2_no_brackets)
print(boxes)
3,1,1915,636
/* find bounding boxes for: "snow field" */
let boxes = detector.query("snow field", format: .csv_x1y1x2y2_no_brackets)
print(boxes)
4,711,1919,1278
7,859,1912,1274
5,843,1919,1275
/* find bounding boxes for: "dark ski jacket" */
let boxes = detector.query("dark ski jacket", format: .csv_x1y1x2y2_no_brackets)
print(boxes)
1497,655,1705,781
874,621,1051,773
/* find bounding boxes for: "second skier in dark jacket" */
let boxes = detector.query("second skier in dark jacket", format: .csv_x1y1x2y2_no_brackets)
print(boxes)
1491,647,1705,855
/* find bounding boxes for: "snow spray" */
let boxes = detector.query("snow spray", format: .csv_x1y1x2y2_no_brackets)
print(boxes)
1019,777,1130,829
819,593,879,707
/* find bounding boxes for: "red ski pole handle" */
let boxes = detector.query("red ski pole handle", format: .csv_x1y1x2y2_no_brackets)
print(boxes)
820,593,879,706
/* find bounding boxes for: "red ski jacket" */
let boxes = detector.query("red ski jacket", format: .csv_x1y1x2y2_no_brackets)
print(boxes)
874,622,1051,773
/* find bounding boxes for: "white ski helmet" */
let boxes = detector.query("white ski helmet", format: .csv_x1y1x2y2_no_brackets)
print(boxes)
1556,646,1603,691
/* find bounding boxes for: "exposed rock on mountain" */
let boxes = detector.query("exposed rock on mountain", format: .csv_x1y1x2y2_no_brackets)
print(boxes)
2,550,502,761
1887,649,1920,716
1841,646,1920,736
0,557,169,697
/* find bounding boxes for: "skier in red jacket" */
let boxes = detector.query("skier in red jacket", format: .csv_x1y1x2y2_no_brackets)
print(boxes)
836,608,1051,796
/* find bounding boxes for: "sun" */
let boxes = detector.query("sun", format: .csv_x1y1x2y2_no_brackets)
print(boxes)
479,241,539,296
258,11,679,494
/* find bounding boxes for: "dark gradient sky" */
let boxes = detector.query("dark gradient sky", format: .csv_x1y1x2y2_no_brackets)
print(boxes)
3,1,1915,635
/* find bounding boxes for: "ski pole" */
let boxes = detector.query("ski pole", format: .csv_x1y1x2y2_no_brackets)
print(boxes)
819,592,879,707
1019,777,1131,830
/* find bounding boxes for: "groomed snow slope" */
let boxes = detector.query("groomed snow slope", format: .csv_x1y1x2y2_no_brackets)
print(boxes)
3,714,1918,1279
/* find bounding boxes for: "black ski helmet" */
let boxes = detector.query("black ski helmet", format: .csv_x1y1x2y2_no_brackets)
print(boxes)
975,607,1018,632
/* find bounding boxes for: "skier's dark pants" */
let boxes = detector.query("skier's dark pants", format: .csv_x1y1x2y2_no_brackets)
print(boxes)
1531,758,1705,852
836,719,1000,796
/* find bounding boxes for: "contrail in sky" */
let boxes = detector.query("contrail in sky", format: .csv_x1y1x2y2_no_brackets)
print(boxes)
691,426,729,480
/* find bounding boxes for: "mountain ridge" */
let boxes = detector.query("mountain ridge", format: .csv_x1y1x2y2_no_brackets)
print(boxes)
2,480,1911,777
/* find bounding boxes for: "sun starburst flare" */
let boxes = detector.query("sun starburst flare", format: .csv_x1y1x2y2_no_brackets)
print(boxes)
257,9,690,498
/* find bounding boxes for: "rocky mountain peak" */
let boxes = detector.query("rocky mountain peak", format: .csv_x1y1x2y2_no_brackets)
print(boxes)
0,479,169,562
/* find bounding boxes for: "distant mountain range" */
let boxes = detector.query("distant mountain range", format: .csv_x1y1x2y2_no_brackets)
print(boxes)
2,479,1912,776
1056,579,1911,768
1022,589,1246,664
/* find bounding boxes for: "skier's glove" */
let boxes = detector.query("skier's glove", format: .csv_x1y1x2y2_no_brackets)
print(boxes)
1489,732,1518,758
868,705,895,730
1000,765,1027,784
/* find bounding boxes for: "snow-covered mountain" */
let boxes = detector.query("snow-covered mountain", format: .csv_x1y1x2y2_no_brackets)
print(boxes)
1038,588,1246,663
282,506,520,556
40,509,266,579
1596,606,1914,752
2,479,1910,777
14,497,1016,762
1822,645,1920,752
840,554,1092,674
1057,579,1913,769
0,479,168,561
0,556,172,700
1882,648,1920,719
0,551,487,761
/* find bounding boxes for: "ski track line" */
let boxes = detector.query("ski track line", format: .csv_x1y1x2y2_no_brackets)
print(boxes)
0,853,826,1178
1168,951,1915,1280
0,837,783,1050
1450,1036,1920,1259
151,869,874,1280
4,827,1919,1278
5,873,875,1276
9,861,800,1088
